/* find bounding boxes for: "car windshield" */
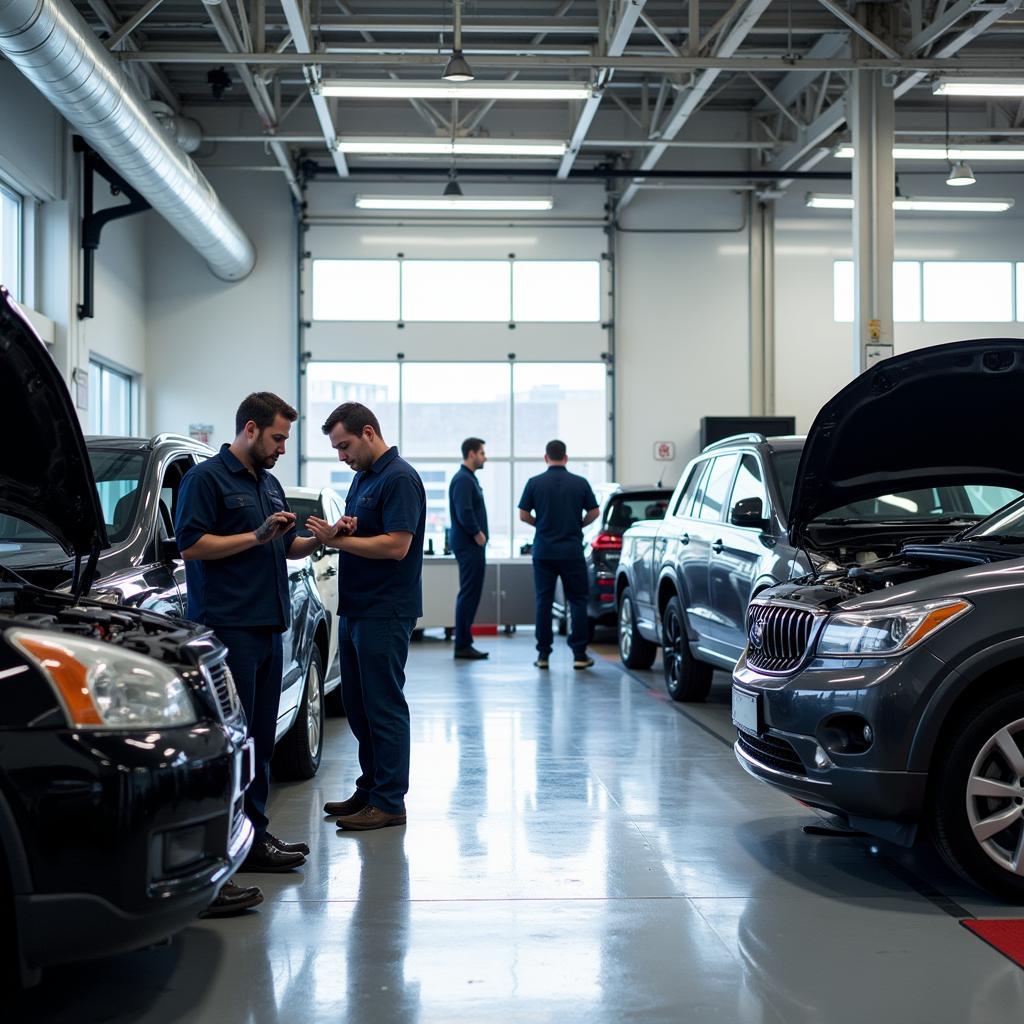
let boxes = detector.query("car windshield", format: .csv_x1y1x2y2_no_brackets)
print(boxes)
87,449,149,543
604,491,671,534
770,449,1018,525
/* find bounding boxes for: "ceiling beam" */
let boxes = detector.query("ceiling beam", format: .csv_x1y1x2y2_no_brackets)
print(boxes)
753,32,847,113
558,0,650,179
616,0,774,211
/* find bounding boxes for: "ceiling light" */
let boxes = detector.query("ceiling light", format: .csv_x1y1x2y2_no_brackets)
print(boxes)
805,193,1013,213
442,50,474,83
945,161,976,186
318,80,594,101
835,144,1024,161
355,195,554,212
334,137,567,157
934,78,1024,97
442,177,463,197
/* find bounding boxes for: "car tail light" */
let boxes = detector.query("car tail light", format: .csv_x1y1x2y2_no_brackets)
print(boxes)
592,532,623,551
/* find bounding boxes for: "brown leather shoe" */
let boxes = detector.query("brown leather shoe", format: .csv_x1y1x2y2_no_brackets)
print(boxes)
336,805,407,831
199,880,264,918
324,792,369,818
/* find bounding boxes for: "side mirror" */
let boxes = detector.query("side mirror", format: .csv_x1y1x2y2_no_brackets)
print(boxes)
730,497,770,531
159,537,180,562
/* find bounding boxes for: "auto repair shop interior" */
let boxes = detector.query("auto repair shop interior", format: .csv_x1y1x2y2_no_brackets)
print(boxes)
2,1,1024,1021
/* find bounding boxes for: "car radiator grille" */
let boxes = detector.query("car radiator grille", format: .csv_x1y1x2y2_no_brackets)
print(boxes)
746,604,817,673
737,730,807,777
204,658,241,720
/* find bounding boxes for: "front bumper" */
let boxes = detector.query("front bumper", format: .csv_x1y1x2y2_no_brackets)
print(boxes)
731,648,941,823
8,720,255,971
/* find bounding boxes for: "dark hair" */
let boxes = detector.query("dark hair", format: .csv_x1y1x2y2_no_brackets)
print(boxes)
462,437,486,460
321,402,382,439
545,439,567,461
235,392,297,435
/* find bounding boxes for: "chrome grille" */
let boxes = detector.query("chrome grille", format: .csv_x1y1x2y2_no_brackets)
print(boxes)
203,657,240,720
746,603,817,673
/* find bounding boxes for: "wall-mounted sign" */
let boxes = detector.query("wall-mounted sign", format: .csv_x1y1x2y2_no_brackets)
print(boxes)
189,423,214,445
653,441,676,462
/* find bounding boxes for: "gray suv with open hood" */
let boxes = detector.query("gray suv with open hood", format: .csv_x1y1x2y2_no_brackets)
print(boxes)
733,338,1024,901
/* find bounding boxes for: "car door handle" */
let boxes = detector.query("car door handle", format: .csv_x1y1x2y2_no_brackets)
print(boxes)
711,539,725,554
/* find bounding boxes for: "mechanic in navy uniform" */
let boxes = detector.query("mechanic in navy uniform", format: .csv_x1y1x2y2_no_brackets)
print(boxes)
448,437,490,660
306,402,426,831
518,439,600,671
175,392,330,915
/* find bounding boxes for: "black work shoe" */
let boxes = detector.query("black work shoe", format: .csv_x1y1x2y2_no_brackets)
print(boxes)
573,656,595,670
454,646,489,660
534,657,549,669
238,835,306,873
266,831,310,856
336,805,407,831
324,792,370,818
199,880,264,918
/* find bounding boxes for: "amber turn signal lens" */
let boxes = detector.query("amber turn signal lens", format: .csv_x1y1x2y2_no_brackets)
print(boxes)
13,634,103,726
903,599,971,649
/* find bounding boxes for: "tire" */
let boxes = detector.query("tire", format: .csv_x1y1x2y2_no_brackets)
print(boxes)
271,649,324,782
661,595,713,702
929,686,1024,903
618,588,656,669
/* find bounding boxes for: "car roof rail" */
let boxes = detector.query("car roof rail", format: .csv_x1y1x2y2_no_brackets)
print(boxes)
701,432,766,453
150,432,209,447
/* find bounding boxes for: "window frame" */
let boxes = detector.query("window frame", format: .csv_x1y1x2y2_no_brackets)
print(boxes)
88,357,138,437
727,452,770,525
0,177,23,303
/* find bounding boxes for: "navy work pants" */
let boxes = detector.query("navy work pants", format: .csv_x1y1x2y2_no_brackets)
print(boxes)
212,626,283,839
533,557,589,658
339,615,415,814
453,544,486,649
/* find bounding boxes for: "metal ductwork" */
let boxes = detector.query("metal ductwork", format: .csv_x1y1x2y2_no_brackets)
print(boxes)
0,0,255,281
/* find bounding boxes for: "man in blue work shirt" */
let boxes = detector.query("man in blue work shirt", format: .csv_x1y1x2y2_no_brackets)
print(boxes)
176,392,330,914
448,437,489,660
518,439,600,671
306,402,426,832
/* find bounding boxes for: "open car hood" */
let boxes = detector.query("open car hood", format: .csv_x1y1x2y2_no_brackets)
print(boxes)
789,338,1024,550
0,287,108,556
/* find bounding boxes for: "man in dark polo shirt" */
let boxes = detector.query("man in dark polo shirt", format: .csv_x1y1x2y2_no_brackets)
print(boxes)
448,436,489,660
518,439,600,671
306,402,426,832
175,392,327,914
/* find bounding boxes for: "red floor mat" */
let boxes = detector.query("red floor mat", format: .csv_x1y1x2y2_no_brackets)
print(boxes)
962,919,1024,968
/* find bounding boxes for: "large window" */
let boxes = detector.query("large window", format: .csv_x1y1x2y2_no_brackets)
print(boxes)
834,260,1024,322
304,361,610,557
89,359,135,436
311,258,602,323
0,182,21,301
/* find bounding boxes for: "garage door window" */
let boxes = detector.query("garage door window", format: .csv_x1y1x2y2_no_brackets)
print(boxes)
304,360,609,558
0,181,21,302
89,360,135,436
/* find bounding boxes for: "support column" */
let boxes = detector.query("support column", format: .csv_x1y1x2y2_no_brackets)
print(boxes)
850,6,896,374
749,196,775,415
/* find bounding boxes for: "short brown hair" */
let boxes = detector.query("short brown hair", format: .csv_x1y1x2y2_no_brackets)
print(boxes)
321,401,382,439
235,392,297,435
462,437,485,459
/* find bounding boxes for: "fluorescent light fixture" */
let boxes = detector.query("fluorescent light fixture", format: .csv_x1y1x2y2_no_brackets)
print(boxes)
334,137,567,157
355,195,555,211
835,144,1024,161
934,78,1024,97
806,193,1014,213
319,80,594,101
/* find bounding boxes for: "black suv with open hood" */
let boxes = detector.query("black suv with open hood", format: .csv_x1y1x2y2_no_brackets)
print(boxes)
733,338,1024,901
0,287,254,985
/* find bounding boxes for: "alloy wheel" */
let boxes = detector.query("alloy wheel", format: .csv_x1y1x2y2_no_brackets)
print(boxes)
619,597,633,660
306,660,323,760
663,606,682,687
965,716,1024,876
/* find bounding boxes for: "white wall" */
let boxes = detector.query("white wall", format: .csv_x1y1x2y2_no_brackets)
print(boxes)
774,169,1024,432
144,170,298,475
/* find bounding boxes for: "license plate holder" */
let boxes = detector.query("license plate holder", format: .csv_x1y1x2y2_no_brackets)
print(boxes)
732,687,762,736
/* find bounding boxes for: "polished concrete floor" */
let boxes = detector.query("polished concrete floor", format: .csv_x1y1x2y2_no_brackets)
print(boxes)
19,633,1024,1023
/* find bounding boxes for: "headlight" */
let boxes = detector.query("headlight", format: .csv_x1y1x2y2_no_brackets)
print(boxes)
816,598,971,658
9,629,197,729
